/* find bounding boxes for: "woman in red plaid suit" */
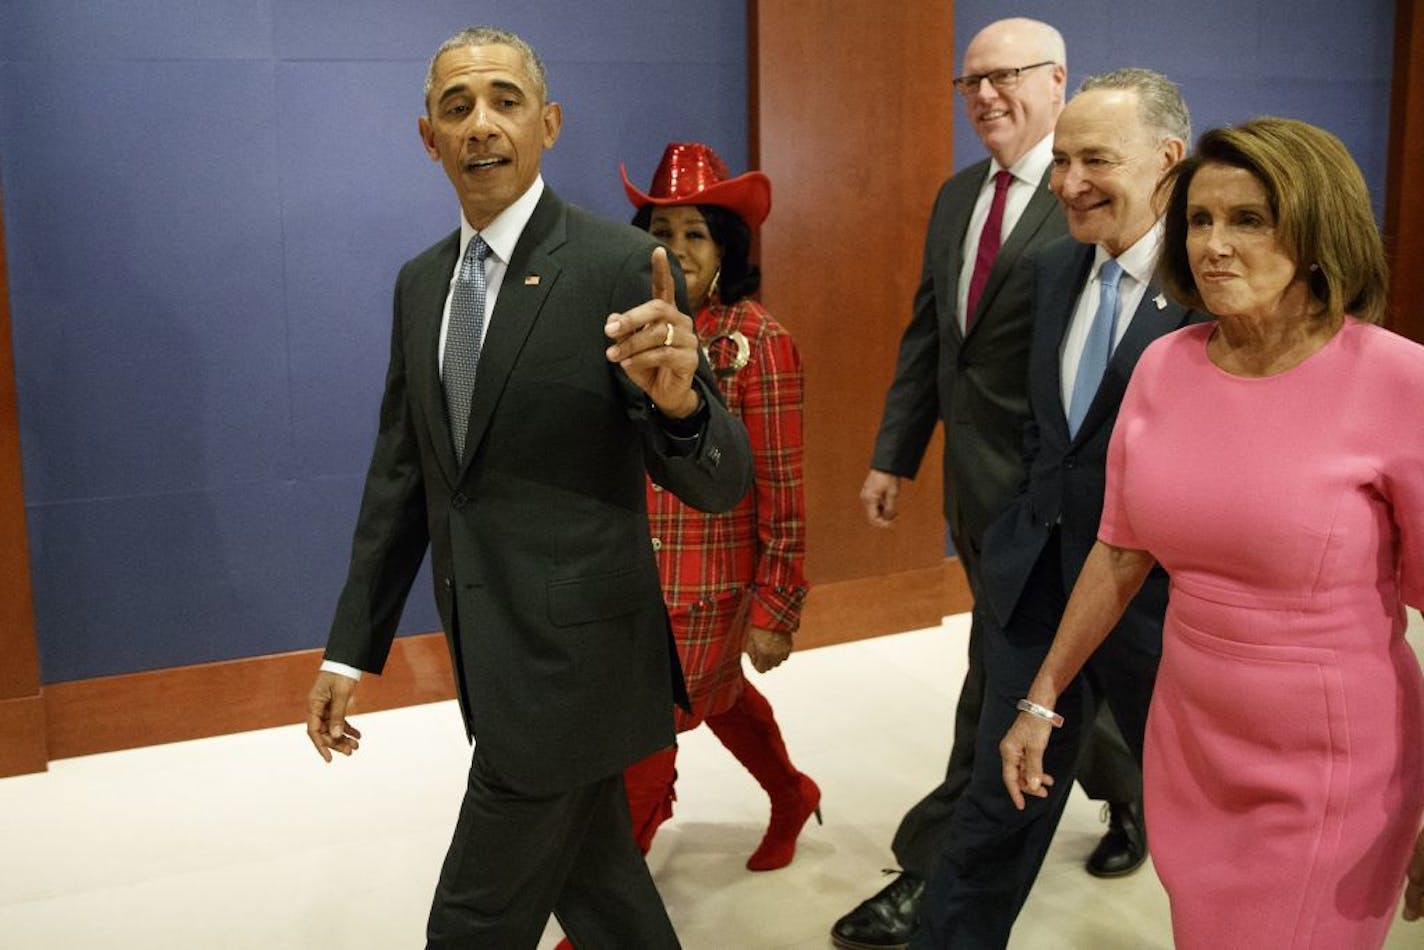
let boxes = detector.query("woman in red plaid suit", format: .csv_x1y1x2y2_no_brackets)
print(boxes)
622,143,816,870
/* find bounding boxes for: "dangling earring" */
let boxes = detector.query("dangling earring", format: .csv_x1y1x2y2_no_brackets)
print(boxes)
707,267,722,302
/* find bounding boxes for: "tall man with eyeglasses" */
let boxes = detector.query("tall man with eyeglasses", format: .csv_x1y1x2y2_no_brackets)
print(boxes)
912,67,1197,949
837,19,1141,950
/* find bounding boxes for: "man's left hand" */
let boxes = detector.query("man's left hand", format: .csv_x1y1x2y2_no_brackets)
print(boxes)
605,247,700,418
745,626,793,673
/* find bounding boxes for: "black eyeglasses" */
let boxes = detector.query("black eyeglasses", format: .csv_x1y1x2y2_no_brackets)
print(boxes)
952,61,1056,95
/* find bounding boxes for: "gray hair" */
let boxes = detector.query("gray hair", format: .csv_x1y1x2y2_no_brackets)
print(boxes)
1078,67,1190,143
423,26,549,111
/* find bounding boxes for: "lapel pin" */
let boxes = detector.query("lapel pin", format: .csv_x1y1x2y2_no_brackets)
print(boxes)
524,275,540,286
1154,293,1167,310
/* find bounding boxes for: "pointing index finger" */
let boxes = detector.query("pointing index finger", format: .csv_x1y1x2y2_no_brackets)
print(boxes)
651,246,675,304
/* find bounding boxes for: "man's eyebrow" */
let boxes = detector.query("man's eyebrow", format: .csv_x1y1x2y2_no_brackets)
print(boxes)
437,78,527,105
437,83,470,105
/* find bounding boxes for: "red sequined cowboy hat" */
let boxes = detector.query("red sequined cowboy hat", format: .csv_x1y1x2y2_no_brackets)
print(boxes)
620,142,771,229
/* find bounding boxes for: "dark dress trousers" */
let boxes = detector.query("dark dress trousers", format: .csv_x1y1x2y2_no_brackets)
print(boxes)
912,236,1203,949
324,188,752,948
870,160,1136,876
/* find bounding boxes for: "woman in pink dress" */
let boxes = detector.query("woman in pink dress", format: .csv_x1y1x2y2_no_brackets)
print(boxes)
999,117,1424,947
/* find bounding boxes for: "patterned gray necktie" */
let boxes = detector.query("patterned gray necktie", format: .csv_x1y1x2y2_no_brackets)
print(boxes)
443,235,490,462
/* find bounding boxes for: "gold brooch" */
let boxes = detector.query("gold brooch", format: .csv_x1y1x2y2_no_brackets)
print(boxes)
703,330,750,378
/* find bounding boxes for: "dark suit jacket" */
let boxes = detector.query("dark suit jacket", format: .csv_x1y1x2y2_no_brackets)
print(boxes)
324,188,752,795
979,235,1203,645
872,158,1070,574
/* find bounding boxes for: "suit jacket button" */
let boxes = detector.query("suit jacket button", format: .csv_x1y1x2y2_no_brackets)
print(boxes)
651,538,663,551
652,483,664,492
451,492,469,509
442,577,453,591
1064,455,1077,469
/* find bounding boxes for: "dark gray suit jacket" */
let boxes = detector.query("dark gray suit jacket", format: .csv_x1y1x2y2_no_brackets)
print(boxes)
325,188,752,794
979,235,1203,645
872,158,1070,573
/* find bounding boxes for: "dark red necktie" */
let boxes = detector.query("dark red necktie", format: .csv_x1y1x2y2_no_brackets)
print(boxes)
965,170,1013,328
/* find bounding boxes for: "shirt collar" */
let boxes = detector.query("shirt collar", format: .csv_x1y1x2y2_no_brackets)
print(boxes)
1093,221,1163,286
991,133,1054,187
458,175,545,264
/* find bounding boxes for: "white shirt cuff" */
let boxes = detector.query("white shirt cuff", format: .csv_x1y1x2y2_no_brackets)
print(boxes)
320,660,363,682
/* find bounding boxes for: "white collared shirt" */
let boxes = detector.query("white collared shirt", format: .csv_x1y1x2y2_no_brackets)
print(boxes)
1058,223,1164,412
955,134,1055,332
323,177,546,684
437,175,546,373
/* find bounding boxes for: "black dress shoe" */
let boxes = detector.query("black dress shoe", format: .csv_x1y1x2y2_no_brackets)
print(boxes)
1086,801,1147,877
830,870,925,950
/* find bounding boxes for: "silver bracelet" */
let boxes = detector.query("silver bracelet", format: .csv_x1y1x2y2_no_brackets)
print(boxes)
1016,698,1064,728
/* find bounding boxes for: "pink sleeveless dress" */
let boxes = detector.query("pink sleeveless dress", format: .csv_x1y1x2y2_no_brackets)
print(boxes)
1099,318,1424,948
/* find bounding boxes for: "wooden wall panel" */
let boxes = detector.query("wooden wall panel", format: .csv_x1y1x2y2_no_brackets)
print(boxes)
34,574,971,763
43,633,457,761
1386,0,1424,344
750,0,956,587
0,180,49,777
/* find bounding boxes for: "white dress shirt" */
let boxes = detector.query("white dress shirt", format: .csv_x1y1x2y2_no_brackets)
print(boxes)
1058,223,1164,413
955,134,1056,332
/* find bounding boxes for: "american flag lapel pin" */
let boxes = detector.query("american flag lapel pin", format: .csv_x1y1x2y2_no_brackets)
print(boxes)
1154,293,1167,310
524,274,540,286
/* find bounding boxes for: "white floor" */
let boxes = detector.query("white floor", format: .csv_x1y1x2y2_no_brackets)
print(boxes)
3,611,1422,949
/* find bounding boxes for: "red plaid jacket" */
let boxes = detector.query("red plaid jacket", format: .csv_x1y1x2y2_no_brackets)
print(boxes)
647,297,808,729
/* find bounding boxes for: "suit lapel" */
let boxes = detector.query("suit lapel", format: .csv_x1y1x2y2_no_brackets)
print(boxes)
454,188,567,483
967,165,1057,336
938,161,987,348
1075,283,1189,441
411,231,462,487
1110,287,1185,380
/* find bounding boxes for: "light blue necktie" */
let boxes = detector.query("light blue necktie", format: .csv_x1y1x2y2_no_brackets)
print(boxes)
1067,259,1124,438
443,235,490,461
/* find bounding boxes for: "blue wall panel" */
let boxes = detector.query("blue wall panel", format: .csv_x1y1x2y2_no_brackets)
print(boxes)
4,60,290,506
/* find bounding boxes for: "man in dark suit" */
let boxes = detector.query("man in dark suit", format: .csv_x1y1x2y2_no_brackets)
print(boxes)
303,27,751,949
910,68,1198,948
838,19,1142,949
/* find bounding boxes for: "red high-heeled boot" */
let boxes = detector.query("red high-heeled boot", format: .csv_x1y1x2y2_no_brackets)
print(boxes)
623,744,678,855
706,680,822,871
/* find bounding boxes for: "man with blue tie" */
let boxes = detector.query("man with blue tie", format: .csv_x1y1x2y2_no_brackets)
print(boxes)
838,22,1153,949
910,68,1202,948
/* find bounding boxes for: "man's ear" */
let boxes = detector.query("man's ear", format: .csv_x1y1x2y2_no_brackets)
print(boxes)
1161,136,1187,170
541,101,563,149
418,114,440,162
